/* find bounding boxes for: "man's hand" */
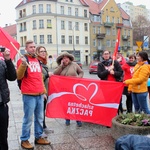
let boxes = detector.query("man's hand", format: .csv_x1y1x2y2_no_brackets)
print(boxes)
3,48,10,60
21,56,28,66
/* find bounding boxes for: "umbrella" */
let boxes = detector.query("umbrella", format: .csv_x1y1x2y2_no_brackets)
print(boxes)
0,27,20,60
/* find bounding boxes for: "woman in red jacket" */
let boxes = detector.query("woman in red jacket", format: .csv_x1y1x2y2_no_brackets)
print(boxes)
122,54,136,113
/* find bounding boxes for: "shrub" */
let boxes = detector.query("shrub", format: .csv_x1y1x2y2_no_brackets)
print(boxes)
116,113,150,126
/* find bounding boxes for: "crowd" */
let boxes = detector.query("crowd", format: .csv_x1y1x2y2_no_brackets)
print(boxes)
1,40,150,149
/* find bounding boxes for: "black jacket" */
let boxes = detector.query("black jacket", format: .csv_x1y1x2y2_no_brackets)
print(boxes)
0,59,17,104
97,59,123,82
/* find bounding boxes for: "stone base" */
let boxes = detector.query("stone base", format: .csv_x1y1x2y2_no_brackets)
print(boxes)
111,116,150,140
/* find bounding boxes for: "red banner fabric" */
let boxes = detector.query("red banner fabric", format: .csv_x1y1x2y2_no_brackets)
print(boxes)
113,29,121,59
46,75,124,127
0,27,20,60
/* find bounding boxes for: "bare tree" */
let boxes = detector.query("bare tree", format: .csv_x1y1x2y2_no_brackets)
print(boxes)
132,15,150,45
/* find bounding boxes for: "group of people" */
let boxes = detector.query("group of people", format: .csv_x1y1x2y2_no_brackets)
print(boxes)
1,39,150,149
97,50,150,115
0,40,84,150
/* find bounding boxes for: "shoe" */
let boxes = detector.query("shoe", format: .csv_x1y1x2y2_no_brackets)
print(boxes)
21,140,34,149
77,121,82,127
65,120,70,126
44,127,54,133
35,137,51,145
41,132,48,138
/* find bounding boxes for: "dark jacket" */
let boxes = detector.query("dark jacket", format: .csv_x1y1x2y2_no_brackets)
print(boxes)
97,59,123,82
0,59,17,104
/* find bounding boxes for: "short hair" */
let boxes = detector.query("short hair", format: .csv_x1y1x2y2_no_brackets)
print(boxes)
129,54,136,59
25,40,34,48
102,50,110,54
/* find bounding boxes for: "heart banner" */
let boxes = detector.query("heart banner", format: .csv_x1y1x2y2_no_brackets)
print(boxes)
46,75,124,127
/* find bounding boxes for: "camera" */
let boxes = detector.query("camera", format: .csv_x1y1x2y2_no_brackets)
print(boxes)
0,47,5,52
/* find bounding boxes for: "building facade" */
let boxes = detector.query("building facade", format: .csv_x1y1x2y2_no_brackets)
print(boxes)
120,2,149,21
85,0,133,60
16,0,91,65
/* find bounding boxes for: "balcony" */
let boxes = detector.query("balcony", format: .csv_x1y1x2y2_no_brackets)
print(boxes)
96,33,105,39
116,23,123,28
104,22,114,27
122,46,130,51
122,35,130,40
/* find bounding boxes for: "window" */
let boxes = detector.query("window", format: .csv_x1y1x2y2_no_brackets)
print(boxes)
39,20,44,28
85,36,88,44
39,4,43,13
47,35,52,43
106,40,111,47
84,23,88,31
61,21,65,29
33,20,36,29
61,35,65,44
32,5,36,14
40,35,44,44
47,4,51,13
75,8,78,16
47,19,52,28
112,17,115,23
61,6,64,14
68,21,72,30
112,28,116,35
93,39,96,47
76,36,79,44
106,16,110,22
106,28,110,35
84,9,87,17
33,35,37,44
117,17,120,23
75,22,79,30
97,27,100,33
128,30,130,36
93,26,96,34
68,7,71,15
112,40,115,47
69,36,72,44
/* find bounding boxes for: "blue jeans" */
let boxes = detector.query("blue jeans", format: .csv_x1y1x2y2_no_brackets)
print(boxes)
132,92,150,114
20,95,44,141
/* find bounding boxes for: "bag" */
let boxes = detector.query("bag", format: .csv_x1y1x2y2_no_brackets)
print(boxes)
17,55,28,90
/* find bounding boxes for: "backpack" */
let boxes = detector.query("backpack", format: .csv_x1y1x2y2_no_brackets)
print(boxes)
17,55,29,90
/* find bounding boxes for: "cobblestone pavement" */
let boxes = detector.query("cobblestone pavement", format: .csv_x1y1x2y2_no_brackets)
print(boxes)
8,78,116,150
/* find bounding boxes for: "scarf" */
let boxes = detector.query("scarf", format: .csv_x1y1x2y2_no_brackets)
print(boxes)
102,59,112,66
127,60,137,66
37,56,47,65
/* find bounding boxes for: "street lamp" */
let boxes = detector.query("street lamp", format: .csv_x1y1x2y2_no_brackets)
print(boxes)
72,25,76,57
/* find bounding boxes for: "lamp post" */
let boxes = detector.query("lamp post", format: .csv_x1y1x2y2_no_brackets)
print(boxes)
72,25,76,57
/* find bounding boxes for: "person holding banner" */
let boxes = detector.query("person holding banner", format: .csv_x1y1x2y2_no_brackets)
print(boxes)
54,52,84,127
0,49,17,150
97,50,123,114
17,40,50,149
124,51,150,114
122,54,137,113
36,46,54,136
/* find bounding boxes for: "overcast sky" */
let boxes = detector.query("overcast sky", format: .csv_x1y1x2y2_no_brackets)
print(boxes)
0,0,149,27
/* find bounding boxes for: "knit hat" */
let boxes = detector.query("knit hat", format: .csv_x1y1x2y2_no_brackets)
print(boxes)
56,52,74,65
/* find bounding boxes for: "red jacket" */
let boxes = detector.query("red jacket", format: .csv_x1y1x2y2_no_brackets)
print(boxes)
17,55,45,95
122,63,134,81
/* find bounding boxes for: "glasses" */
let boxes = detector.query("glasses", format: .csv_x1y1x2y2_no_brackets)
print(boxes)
39,51,46,53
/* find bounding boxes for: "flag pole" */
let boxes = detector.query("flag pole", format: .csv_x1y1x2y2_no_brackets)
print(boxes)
112,29,121,66
10,42,30,67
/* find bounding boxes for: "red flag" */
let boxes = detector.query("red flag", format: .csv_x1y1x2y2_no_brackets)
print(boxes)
46,75,124,127
113,29,120,60
0,27,20,60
